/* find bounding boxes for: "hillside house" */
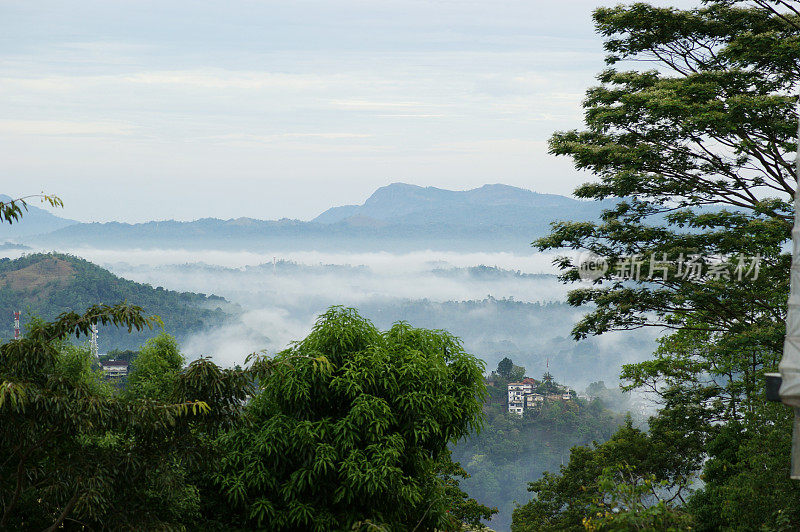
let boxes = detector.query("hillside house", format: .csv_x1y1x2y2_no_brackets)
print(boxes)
507,382,531,415
507,377,574,415
100,359,129,378
524,393,544,409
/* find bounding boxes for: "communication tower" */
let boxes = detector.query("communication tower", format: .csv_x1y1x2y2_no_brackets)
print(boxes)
90,323,99,357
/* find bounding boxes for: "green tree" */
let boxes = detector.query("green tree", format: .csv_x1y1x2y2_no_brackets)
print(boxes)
512,418,693,531
0,304,213,529
586,381,606,397
497,356,514,379
437,451,498,530
0,194,62,225
213,306,488,531
582,464,693,531
126,332,185,400
517,1,800,529
509,363,526,383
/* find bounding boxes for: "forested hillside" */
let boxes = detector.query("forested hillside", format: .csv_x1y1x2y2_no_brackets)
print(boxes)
0,253,233,349
452,367,625,530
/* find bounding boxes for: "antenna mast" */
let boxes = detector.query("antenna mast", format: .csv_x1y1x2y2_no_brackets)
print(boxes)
90,323,99,357
13,311,20,340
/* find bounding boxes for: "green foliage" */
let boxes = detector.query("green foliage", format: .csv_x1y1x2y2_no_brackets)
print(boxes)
511,418,693,532
0,304,217,530
56,341,113,396
519,1,800,530
437,451,499,529
536,0,797,342
0,194,62,226
213,306,487,530
126,332,185,400
452,378,624,530
509,364,526,383
492,356,526,386
686,406,800,531
582,464,693,532
497,356,514,379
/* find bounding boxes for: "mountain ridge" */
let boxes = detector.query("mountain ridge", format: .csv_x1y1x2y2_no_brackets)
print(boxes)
312,183,597,225
13,183,614,252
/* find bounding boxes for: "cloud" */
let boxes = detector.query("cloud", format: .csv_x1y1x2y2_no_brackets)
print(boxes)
26,246,573,309
0,244,657,384
50,247,565,274
181,308,316,367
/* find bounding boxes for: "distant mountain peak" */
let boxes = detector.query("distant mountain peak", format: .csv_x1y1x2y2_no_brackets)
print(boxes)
312,182,588,225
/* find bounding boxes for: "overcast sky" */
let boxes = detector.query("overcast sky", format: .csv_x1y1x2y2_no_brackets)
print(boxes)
1,0,696,223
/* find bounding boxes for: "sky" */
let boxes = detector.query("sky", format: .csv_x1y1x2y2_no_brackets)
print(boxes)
0,0,697,223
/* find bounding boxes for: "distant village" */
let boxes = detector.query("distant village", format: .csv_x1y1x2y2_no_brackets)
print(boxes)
505,372,582,415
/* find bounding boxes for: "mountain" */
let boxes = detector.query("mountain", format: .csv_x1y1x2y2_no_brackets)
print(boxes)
20,184,615,252
312,183,609,227
0,194,78,239
0,253,235,350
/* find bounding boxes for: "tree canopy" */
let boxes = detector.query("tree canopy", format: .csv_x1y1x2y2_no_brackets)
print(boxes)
213,306,489,530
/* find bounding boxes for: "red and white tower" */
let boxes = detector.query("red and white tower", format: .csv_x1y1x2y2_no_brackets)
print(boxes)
13,311,20,340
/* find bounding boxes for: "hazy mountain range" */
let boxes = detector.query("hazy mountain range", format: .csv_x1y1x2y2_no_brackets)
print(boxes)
6,184,614,252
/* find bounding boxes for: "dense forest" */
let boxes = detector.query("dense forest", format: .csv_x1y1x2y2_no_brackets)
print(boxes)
0,304,496,530
452,362,627,530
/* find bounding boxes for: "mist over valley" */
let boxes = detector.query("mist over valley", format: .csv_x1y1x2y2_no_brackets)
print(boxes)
1,184,659,389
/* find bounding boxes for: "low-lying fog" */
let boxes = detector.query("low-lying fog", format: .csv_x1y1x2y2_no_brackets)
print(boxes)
8,246,662,391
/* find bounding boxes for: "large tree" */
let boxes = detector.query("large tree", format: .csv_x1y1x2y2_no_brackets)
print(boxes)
212,306,489,531
514,1,800,529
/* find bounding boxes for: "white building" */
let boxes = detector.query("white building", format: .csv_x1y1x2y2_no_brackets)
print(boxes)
507,382,532,403
508,382,533,415
508,380,573,415
100,360,129,378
